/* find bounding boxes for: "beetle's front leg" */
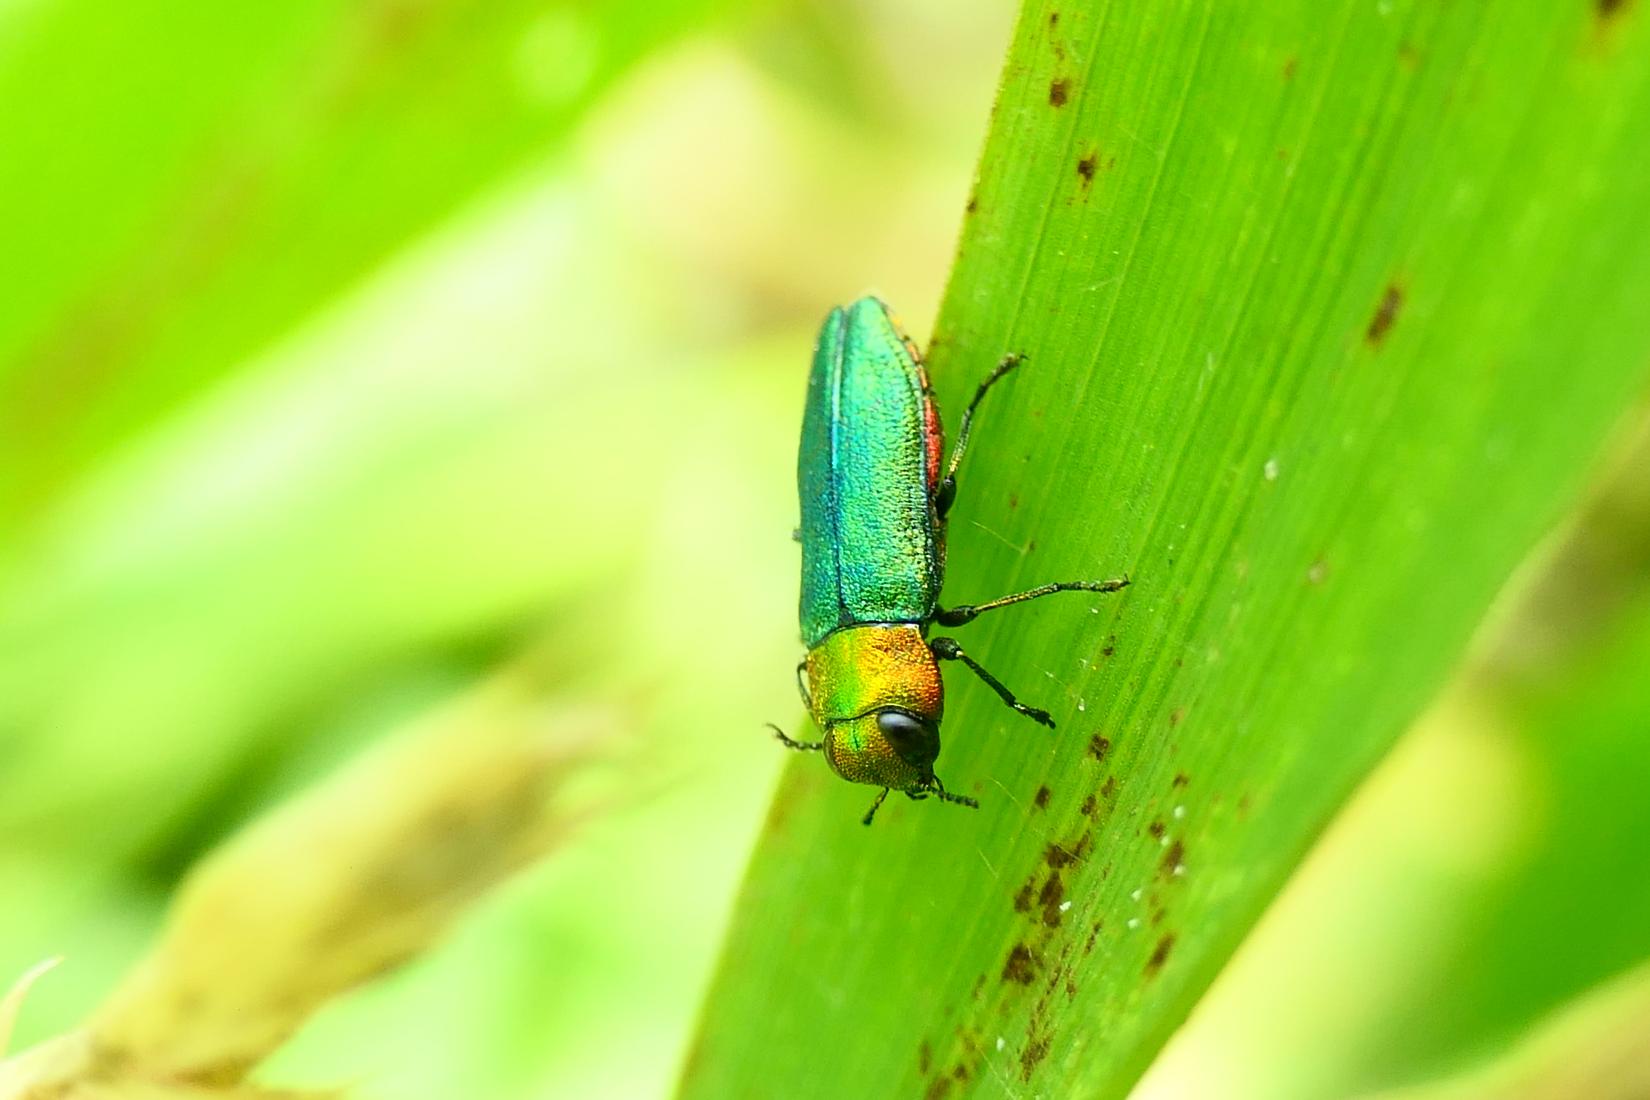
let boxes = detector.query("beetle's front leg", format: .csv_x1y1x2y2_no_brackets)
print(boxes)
794,660,813,710
930,637,1054,728
768,723,823,751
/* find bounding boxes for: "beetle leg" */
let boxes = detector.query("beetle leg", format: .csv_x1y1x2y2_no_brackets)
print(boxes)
936,353,1024,521
930,636,1055,728
794,660,813,710
861,788,890,826
935,575,1129,627
768,723,822,752
931,775,980,811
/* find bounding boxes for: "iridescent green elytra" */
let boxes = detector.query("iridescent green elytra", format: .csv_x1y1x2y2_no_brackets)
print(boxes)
770,298,1129,824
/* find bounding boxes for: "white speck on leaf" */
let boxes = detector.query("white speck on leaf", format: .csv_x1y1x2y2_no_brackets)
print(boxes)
1130,888,1143,901
1173,805,1186,819
1264,457,1279,481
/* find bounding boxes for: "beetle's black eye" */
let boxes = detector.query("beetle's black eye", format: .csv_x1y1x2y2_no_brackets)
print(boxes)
877,709,938,768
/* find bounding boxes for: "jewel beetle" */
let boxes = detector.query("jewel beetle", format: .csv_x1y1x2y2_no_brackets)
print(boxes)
770,297,1129,825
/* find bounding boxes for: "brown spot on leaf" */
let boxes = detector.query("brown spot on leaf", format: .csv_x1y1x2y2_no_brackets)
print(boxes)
1049,10,1060,25
1033,785,1052,810
1039,873,1066,927
1088,735,1111,762
919,1041,933,1075
1169,707,1185,727
1172,772,1189,788
1003,943,1038,984
1161,839,1185,878
1014,878,1035,914
1147,820,1166,839
1077,153,1097,184
1282,55,1299,80
1020,1033,1052,1081
924,1077,952,1100
1045,842,1076,869
1366,283,1403,346
1598,0,1631,21
1101,776,1118,799
1080,792,1098,816
1084,921,1102,955
1048,78,1070,106
1146,933,1176,976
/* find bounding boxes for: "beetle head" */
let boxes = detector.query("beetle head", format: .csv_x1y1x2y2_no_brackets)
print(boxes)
823,707,941,794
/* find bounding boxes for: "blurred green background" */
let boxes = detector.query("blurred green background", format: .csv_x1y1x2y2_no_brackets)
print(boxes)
1,1,1018,1096
2,1,1647,1098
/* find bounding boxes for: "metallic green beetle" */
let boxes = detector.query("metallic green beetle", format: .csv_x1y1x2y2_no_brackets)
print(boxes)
771,297,1129,824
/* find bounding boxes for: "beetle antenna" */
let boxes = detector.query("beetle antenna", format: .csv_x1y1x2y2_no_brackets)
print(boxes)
930,776,980,811
768,723,822,752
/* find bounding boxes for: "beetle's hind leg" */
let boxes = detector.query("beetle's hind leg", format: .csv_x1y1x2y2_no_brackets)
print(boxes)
935,575,1129,627
768,723,822,752
862,788,890,825
935,353,1025,521
930,636,1055,728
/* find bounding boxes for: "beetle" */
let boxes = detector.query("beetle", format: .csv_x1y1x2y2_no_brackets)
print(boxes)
770,296,1129,824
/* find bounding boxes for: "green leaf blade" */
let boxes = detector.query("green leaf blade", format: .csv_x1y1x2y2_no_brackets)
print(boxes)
683,1,1650,1097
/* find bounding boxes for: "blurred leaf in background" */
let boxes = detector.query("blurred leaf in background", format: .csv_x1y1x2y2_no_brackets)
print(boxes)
0,0,1017,1097
0,0,736,532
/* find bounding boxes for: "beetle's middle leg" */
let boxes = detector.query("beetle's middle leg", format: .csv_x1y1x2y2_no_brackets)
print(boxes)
935,575,1129,627
930,636,1055,728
